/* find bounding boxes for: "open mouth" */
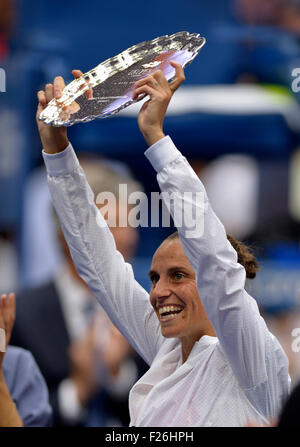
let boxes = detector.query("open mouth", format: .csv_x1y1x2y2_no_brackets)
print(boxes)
158,305,184,321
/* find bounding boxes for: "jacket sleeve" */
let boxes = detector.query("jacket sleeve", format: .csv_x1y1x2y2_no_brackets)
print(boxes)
43,144,163,365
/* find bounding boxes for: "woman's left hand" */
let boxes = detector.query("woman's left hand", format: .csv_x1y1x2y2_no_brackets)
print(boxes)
132,61,185,147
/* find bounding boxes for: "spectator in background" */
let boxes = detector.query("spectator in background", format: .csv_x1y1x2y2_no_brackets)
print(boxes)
20,157,140,289
0,1,18,295
11,159,148,427
230,0,300,91
233,0,300,34
199,154,259,241
0,0,14,61
0,293,52,426
260,306,300,387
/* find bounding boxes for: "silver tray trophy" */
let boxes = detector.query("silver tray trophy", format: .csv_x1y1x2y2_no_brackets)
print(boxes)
39,31,206,127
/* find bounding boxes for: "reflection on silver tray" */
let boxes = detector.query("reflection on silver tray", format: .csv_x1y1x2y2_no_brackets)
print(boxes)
39,31,206,127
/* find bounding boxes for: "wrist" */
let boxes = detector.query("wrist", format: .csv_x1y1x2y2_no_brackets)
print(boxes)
41,131,69,154
71,376,93,406
142,128,165,147
43,138,69,154
58,378,86,424
72,378,87,405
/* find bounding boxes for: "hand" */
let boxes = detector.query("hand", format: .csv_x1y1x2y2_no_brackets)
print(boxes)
0,293,15,369
132,61,185,147
36,70,91,154
101,323,133,377
36,76,69,154
68,326,98,405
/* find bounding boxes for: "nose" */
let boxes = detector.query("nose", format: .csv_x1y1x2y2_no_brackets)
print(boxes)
152,277,172,301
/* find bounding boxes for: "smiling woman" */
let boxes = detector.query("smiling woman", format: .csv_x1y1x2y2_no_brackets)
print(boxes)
149,237,216,360
37,62,290,427
149,231,258,362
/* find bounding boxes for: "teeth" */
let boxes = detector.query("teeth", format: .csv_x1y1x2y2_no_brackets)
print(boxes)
160,313,178,321
158,306,183,316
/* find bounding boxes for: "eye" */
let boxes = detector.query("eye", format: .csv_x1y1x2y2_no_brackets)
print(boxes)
173,272,185,281
149,273,159,286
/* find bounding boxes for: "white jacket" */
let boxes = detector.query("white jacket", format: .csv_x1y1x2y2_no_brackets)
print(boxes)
43,136,290,426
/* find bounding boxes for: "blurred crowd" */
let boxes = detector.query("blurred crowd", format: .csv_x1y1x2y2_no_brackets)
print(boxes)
1,0,300,427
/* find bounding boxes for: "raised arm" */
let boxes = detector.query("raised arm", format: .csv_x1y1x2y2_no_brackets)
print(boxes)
37,74,163,365
133,63,290,401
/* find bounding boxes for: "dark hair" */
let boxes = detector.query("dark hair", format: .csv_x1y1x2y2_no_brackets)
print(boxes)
163,231,259,279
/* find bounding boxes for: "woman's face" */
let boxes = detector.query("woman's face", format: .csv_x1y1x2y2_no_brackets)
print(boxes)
149,238,214,344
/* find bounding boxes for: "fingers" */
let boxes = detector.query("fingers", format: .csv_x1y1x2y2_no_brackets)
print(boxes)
132,84,157,101
0,293,15,331
0,294,8,318
72,69,93,100
133,74,161,91
132,72,168,101
37,82,55,114
169,60,185,93
72,69,83,79
7,293,16,323
45,83,54,103
37,75,66,111
0,295,5,328
37,68,94,113
133,62,185,101
53,76,66,99
2,295,9,324
37,90,47,108
152,69,169,89
1,293,15,317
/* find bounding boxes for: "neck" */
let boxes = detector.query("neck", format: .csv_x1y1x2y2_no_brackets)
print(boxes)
181,338,197,364
180,327,216,363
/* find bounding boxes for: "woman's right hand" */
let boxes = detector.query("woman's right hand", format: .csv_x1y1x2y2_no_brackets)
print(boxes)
36,70,87,154
36,76,69,154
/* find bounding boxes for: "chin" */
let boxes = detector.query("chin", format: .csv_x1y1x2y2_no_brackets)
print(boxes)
161,326,180,339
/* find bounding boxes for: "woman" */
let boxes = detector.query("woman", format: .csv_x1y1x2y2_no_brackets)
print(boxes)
37,62,290,426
